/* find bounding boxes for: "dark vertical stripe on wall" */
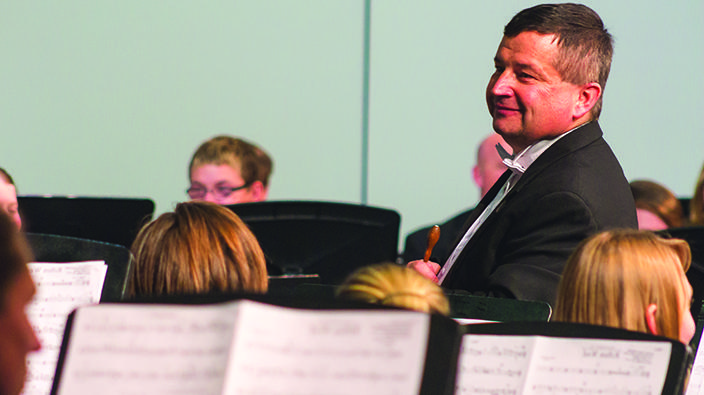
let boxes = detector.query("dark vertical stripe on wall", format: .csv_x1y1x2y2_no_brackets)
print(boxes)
360,0,371,205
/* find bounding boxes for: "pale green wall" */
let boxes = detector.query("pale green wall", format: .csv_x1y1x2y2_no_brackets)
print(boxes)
1,1,702,251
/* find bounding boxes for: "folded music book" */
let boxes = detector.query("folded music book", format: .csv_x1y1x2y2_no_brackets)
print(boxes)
50,299,461,395
458,322,691,395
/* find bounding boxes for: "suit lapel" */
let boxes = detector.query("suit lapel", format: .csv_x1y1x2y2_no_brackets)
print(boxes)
445,122,604,268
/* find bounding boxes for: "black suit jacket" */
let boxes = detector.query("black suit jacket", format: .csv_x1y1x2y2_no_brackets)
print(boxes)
441,122,637,304
402,209,474,264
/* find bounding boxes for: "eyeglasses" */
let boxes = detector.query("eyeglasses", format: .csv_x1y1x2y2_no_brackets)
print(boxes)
187,183,252,200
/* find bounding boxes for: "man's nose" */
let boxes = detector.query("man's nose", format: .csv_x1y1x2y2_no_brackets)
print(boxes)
490,71,514,96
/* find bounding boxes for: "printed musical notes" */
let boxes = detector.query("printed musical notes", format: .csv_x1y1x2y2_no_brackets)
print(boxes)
455,335,672,395
56,304,238,395
54,300,431,395
685,328,704,395
222,302,429,395
22,261,107,395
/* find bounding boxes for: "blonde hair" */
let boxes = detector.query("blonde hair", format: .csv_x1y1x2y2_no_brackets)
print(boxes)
129,201,267,297
554,229,691,341
189,135,272,187
336,263,450,315
691,163,704,225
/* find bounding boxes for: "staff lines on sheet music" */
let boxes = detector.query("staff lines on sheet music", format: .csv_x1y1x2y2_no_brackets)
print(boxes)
456,387,518,395
529,383,654,395
462,345,529,359
459,365,524,378
234,364,409,383
75,343,230,358
70,366,225,382
79,320,232,335
534,363,650,378
242,338,404,359
247,318,421,348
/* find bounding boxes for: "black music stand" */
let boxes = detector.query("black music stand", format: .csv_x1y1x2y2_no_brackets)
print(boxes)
18,196,155,248
26,233,132,302
658,226,704,312
292,284,552,322
445,291,551,322
226,201,400,284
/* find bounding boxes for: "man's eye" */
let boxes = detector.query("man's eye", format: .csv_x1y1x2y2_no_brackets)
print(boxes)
519,72,535,80
216,187,234,194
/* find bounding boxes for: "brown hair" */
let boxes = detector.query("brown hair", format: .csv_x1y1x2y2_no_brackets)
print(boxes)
554,229,691,342
336,263,450,315
129,201,267,297
189,136,273,187
504,3,613,120
0,212,32,307
0,168,15,186
690,163,704,225
630,180,684,228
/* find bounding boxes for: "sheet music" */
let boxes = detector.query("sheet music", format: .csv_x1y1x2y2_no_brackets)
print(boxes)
456,335,672,395
452,318,494,325
222,301,430,395
56,303,241,395
685,330,704,394
455,335,535,394
22,261,107,395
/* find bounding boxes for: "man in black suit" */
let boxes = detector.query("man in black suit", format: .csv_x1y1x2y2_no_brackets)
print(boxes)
402,134,510,264
409,3,636,305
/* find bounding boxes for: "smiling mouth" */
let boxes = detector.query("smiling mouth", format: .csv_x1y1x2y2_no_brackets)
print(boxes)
494,105,520,115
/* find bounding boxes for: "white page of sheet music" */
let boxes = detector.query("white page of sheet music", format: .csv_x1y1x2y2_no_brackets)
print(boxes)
685,330,704,395
456,335,672,395
23,261,107,395
455,335,536,394
56,303,241,395
221,301,430,395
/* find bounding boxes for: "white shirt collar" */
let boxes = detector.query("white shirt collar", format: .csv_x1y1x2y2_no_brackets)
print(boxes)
496,124,583,175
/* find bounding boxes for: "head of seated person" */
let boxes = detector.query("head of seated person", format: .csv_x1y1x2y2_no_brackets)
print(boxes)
128,201,268,297
0,168,21,230
336,263,450,315
0,212,41,395
188,136,273,205
554,229,694,344
691,163,704,225
630,180,684,230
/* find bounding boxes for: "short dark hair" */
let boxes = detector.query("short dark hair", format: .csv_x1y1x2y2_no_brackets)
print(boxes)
505,3,613,120
0,167,15,185
189,136,273,188
0,213,32,307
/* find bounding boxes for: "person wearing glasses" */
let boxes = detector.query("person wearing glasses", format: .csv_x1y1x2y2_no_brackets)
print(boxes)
187,136,273,205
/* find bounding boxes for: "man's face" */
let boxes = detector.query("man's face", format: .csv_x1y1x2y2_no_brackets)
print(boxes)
0,269,41,395
0,182,21,230
189,164,260,205
486,31,584,153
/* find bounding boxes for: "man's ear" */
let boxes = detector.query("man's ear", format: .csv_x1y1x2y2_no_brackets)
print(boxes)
472,165,482,189
248,181,267,202
645,303,660,336
573,82,602,120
